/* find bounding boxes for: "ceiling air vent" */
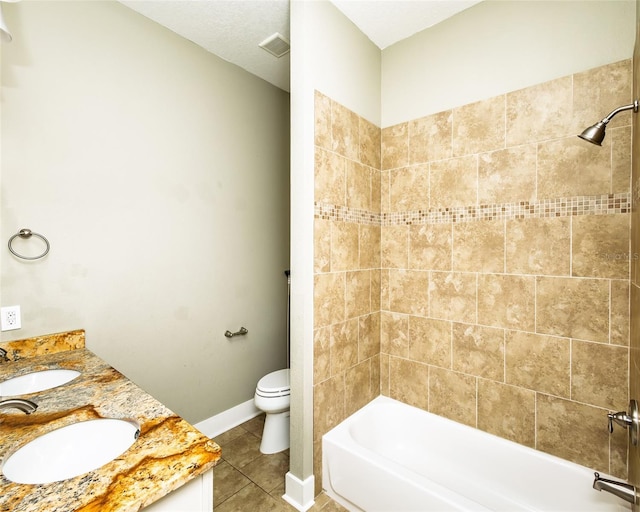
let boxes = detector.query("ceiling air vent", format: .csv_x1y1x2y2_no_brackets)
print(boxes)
259,32,290,58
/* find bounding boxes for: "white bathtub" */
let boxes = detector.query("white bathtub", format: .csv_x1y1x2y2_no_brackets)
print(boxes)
322,396,630,512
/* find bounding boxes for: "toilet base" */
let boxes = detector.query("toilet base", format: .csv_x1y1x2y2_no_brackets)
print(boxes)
260,410,290,454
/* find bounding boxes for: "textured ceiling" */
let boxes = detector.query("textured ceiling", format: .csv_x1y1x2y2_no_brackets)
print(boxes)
119,0,291,90
119,0,482,92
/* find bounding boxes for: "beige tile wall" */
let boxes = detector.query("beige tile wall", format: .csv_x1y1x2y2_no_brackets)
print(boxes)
314,58,633,490
313,91,381,493
629,3,640,493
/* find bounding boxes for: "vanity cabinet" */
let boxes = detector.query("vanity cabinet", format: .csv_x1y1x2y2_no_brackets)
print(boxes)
144,470,213,511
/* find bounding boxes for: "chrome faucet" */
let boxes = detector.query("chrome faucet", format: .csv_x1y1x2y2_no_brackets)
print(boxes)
0,398,37,414
0,348,10,362
593,472,638,504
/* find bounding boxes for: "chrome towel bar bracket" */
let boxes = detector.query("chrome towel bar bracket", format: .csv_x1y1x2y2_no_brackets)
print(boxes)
225,327,248,338
8,228,50,260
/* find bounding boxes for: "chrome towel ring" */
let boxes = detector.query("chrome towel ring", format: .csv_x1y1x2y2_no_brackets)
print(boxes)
8,229,50,260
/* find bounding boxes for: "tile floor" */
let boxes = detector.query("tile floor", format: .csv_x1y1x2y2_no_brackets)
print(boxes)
212,414,347,512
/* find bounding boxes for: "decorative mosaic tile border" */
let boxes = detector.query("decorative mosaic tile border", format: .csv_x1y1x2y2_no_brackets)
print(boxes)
314,193,630,226
315,204,381,225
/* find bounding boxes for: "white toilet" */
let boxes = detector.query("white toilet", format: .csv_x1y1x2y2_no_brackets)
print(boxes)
254,368,290,454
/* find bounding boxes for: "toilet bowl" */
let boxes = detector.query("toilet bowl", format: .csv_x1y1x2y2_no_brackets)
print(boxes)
254,368,290,454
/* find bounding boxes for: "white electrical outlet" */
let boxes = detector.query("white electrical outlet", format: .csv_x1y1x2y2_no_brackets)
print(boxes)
1,305,21,331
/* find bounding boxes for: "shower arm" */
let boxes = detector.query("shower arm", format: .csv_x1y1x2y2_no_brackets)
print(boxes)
599,100,639,125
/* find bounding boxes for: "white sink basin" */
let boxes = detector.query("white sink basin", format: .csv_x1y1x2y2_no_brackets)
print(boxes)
2,418,140,484
0,369,80,395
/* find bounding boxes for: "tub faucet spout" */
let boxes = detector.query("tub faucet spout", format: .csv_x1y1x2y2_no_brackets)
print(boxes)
0,398,37,414
593,472,638,504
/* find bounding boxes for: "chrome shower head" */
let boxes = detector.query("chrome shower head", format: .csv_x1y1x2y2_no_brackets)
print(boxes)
578,121,608,146
578,100,639,146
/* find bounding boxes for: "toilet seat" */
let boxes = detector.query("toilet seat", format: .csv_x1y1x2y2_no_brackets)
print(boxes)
254,368,291,454
256,369,290,398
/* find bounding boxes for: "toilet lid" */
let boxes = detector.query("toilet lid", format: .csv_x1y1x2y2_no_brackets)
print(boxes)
257,369,290,395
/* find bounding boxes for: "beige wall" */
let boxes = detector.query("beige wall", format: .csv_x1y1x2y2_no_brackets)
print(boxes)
289,0,380,493
0,1,290,423
382,0,635,126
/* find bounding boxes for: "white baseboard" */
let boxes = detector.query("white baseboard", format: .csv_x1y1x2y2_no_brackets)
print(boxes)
193,398,261,438
282,471,315,511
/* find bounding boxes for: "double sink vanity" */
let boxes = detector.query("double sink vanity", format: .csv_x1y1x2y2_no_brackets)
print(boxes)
0,330,221,511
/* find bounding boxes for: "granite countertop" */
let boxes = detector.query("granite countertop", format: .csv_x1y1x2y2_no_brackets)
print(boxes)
0,347,221,511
